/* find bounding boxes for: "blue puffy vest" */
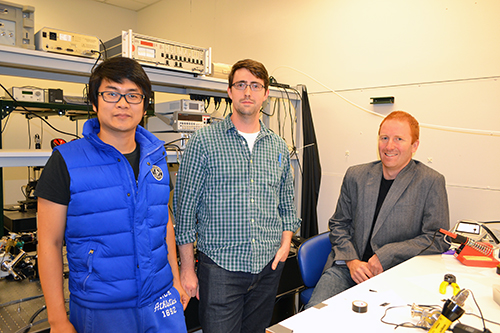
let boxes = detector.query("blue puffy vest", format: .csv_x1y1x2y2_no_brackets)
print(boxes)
55,118,173,309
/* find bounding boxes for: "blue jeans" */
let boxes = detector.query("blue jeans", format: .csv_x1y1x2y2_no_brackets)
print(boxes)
69,286,187,332
197,252,285,333
305,263,356,309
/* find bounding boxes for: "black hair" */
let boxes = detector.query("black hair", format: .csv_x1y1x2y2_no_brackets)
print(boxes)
88,57,151,111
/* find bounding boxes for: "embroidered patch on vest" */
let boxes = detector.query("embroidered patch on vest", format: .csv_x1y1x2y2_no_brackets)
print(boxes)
151,165,164,181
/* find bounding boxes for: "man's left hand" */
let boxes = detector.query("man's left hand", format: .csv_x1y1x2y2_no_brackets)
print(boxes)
272,244,290,270
367,254,384,276
272,231,293,270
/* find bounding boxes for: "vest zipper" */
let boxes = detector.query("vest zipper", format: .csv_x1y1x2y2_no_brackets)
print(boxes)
83,249,94,291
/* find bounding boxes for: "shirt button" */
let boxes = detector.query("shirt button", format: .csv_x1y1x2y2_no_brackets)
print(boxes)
251,199,254,203
147,162,151,166
251,219,254,223
127,193,131,197
250,159,253,163
251,179,254,183
252,239,255,243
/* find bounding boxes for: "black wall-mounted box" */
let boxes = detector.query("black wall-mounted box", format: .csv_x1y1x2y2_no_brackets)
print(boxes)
370,96,395,104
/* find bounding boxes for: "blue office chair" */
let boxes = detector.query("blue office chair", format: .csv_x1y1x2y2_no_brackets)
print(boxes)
297,231,332,306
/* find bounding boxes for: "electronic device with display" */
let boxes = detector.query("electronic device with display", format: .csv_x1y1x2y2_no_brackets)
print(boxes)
156,111,210,133
103,29,211,76
35,27,100,58
159,99,204,113
8,86,44,102
452,220,485,242
452,220,497,244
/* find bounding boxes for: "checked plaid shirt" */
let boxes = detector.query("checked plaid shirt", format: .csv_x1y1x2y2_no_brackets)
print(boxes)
173,114,300,274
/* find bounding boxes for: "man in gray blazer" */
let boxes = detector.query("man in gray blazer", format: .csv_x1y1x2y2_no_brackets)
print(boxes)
306,111,450,309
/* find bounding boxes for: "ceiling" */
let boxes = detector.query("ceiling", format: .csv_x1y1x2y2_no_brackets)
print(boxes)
90,0,161,11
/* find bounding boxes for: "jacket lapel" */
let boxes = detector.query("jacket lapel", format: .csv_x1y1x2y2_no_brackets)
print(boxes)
361,164,383,245
372,160,416,236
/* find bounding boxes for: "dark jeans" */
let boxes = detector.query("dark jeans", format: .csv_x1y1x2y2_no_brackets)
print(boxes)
197,252,285,333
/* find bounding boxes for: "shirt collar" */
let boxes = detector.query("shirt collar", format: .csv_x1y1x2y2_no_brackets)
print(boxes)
222,113,272,137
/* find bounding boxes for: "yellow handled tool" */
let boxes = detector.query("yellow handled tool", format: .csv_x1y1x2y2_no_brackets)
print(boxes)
439,274,460,296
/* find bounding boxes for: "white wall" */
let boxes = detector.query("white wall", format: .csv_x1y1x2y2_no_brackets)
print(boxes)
1,0,138,204
2,0,499,231
138,0,500,231
24,0,137,41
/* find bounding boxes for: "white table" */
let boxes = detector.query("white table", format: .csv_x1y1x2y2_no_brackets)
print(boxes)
268,254,500,333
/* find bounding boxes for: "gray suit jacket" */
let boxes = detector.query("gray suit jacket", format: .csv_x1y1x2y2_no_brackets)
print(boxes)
325,159,450,271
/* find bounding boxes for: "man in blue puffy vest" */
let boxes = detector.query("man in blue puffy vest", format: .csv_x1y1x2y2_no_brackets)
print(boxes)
36,57,188,332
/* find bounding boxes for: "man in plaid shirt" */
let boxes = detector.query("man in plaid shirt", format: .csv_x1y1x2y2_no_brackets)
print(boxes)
173,59,301,333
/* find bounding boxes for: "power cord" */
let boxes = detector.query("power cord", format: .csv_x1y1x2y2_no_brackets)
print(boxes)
0,83,81,139
261,98,276,117
223,97,232,117
379,290,498,332
464,313,500,327
15,305,47,333
99,38,107,60
380,304,430,330
214,97,222,111
415,229,440,256
269,76,291,89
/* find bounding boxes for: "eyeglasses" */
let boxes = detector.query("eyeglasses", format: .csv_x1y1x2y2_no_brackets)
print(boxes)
231,81,265,92
98,91,145,104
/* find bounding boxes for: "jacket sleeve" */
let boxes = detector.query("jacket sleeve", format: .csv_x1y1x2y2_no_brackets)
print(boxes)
328,168,360,262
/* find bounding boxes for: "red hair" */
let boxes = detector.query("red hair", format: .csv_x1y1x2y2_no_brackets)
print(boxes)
379,111,419,143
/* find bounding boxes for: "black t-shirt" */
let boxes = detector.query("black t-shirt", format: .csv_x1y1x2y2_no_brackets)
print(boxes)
361,176,394,262
35,144,141,206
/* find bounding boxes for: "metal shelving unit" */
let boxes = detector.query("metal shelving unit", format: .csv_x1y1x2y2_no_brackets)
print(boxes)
0,44,296,98
0,99,95,121
0,44,303,333
0,44,301,235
